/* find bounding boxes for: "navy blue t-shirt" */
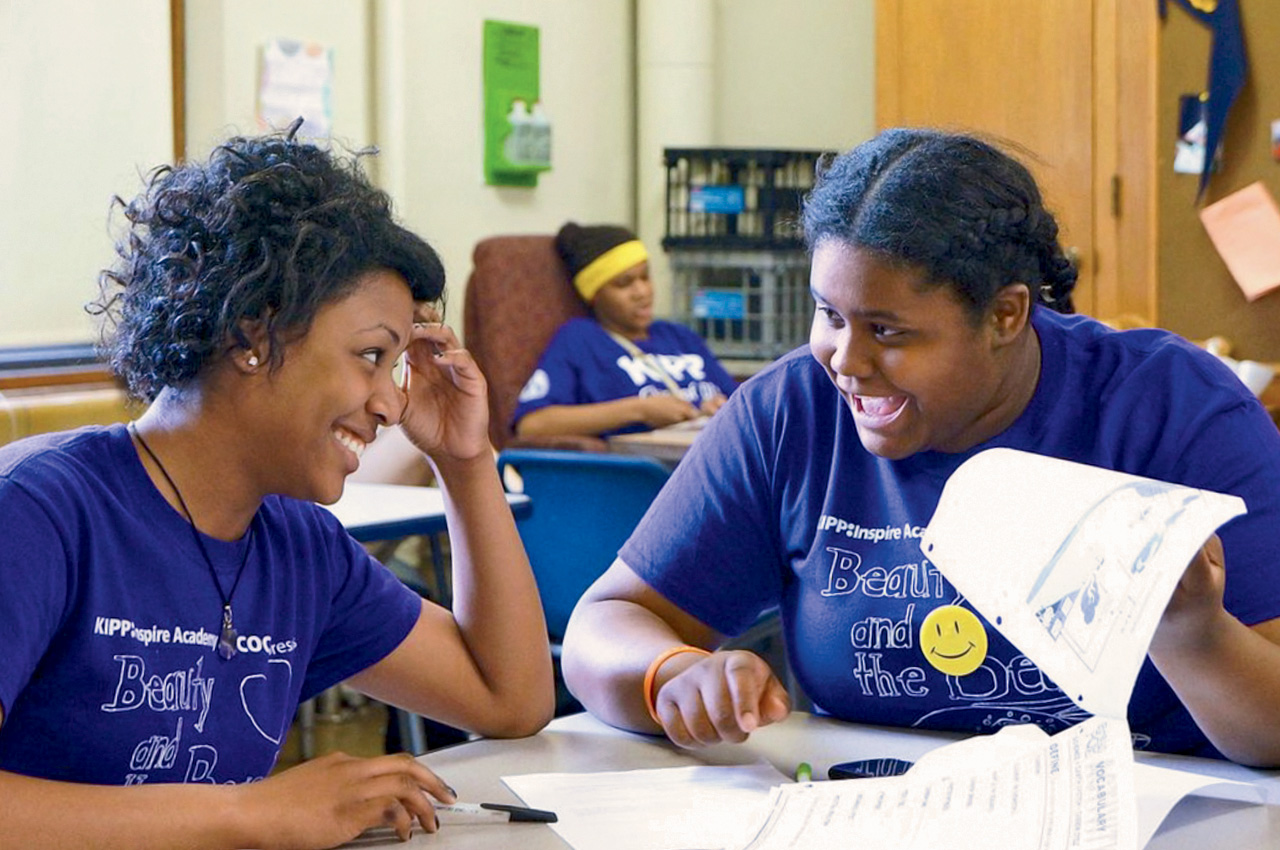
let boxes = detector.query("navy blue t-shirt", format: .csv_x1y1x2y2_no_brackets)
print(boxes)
0,424,421,784
622,309,1280,757
512,318,739,437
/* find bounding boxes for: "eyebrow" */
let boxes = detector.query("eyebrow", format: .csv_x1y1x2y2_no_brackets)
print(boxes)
809,289,905,322
356,322,403,346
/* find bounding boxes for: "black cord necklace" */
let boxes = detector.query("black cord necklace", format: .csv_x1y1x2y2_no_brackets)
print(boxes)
130,423,252,661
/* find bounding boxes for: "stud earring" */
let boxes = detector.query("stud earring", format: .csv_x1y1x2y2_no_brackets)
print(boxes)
246,353,260,368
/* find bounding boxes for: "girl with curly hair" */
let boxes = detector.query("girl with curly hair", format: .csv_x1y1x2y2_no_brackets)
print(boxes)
0,123,554,848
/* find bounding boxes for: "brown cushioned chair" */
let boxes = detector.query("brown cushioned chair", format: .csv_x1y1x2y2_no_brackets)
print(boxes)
463,234,608,453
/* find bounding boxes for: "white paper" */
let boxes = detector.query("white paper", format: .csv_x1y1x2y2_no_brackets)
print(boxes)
503,762,791,850
921,448,1246,719
732,717,1135,850
1132,762,1264,848
257,38,334,138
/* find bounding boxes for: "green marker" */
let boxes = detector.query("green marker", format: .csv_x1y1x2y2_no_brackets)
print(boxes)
794,761,812,783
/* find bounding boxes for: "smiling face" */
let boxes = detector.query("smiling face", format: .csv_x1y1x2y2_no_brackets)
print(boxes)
919,605,988,676
591,261,654,340
808,240,1038,460
252,268,416,504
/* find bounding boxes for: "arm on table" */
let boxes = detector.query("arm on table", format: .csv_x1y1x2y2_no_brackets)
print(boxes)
561,557,791,747
1147,535,1280,767
0,712,453,850
516,395,699,439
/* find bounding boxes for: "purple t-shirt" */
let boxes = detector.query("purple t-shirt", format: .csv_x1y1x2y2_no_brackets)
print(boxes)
0,424,421,784
621,309,1280,757
512,318,739,437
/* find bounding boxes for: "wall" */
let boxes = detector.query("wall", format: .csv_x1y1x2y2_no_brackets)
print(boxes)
714,0,875,151
373,0,635,319
2,0,875,348
184,0,375,155
636,0,876,315
0,0,172,348
1156,2,1280,361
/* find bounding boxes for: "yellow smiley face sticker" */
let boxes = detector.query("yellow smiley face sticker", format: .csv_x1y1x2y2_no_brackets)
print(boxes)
920,605,988,676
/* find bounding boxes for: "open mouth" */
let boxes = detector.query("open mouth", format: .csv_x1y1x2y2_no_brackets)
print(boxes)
853,394,909,427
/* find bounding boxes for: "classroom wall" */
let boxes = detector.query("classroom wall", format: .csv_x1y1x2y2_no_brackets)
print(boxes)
1,0,875,349
374,0,635,319
0,0,172,348
714,0,875,151
184,0,375,154
636,0,875,315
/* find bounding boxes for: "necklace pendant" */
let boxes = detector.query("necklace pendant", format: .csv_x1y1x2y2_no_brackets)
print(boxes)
217,604,239,660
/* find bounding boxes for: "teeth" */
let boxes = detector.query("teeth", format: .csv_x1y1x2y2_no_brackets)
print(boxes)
334,429,366,458
858,396,905,416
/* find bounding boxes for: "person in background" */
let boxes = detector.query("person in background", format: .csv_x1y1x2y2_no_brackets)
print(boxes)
512,222,739,439
561,128,1280,767
0,123,554,849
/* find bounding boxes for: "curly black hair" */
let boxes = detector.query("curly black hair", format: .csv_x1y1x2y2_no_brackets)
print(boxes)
92,122,446,402
802,128,1076,321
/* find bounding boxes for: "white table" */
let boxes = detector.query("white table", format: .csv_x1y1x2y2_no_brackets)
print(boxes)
606,421,704,465
322,482,531,543
348,711,1280,849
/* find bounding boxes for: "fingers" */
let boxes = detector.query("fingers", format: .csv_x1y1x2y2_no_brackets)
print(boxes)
655,651,787,747
335,752,456,837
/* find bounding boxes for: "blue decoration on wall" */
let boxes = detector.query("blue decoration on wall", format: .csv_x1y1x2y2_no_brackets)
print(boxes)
1158,0,1248,201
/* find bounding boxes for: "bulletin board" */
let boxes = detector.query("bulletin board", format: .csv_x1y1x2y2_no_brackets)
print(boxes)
1157,3,1280,361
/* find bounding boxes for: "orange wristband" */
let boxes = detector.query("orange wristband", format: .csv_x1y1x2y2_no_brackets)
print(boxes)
643,645,712,726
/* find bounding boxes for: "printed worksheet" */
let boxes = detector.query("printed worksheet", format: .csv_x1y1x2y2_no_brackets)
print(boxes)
734,717,1134,850
920,448,1246,719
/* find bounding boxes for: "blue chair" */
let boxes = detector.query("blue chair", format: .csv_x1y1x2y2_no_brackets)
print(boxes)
498,448,671,639
497,448,671,712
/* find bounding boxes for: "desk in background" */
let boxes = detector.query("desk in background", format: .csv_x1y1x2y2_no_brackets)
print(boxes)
349,711,1280,849
324,482,531,543
606,422,703,466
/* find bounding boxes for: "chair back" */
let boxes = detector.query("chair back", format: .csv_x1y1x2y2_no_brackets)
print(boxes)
464,235,589,451
497,448,671,641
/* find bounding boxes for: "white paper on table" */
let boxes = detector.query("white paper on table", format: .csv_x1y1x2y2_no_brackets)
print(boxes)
732,716,1136,850
1133,762,1264,848
920,448,1246,719
503,762,791,850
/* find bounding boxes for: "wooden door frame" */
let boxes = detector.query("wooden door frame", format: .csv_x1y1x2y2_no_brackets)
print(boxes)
874,0,1158,322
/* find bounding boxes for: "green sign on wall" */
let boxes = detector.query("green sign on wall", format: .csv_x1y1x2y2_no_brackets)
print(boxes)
483,19,551,188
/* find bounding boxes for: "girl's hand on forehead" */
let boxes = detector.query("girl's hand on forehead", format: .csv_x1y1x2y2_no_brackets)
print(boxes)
397,315,492,463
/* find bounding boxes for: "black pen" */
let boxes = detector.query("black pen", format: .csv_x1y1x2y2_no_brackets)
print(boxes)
435,802,558,824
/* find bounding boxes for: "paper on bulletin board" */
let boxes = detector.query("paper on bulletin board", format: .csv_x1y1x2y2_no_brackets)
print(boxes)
1198,181,1280,301
257,38,333,138
483,20,551,187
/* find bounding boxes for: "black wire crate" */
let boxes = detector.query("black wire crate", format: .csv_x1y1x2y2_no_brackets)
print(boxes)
662,147,829,250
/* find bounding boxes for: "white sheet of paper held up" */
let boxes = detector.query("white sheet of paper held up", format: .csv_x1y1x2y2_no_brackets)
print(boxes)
920,448,1246,720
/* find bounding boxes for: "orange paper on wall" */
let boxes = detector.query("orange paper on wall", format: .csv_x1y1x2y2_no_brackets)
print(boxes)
1198,181,1280,301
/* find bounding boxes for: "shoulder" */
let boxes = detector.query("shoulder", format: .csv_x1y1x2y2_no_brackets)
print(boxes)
1037,309,1252,410
553,317,605,341
0,425,132,509
714,345,834,438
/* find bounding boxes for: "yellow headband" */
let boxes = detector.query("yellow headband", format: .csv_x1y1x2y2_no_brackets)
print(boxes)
573,240,648,302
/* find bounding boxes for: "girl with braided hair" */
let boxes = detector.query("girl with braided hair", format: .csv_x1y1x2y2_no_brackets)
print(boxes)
563,128,1280,767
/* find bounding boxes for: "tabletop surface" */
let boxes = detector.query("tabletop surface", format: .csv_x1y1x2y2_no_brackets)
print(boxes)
606,421,705,463
320,482,531,541
346,711,1280,849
